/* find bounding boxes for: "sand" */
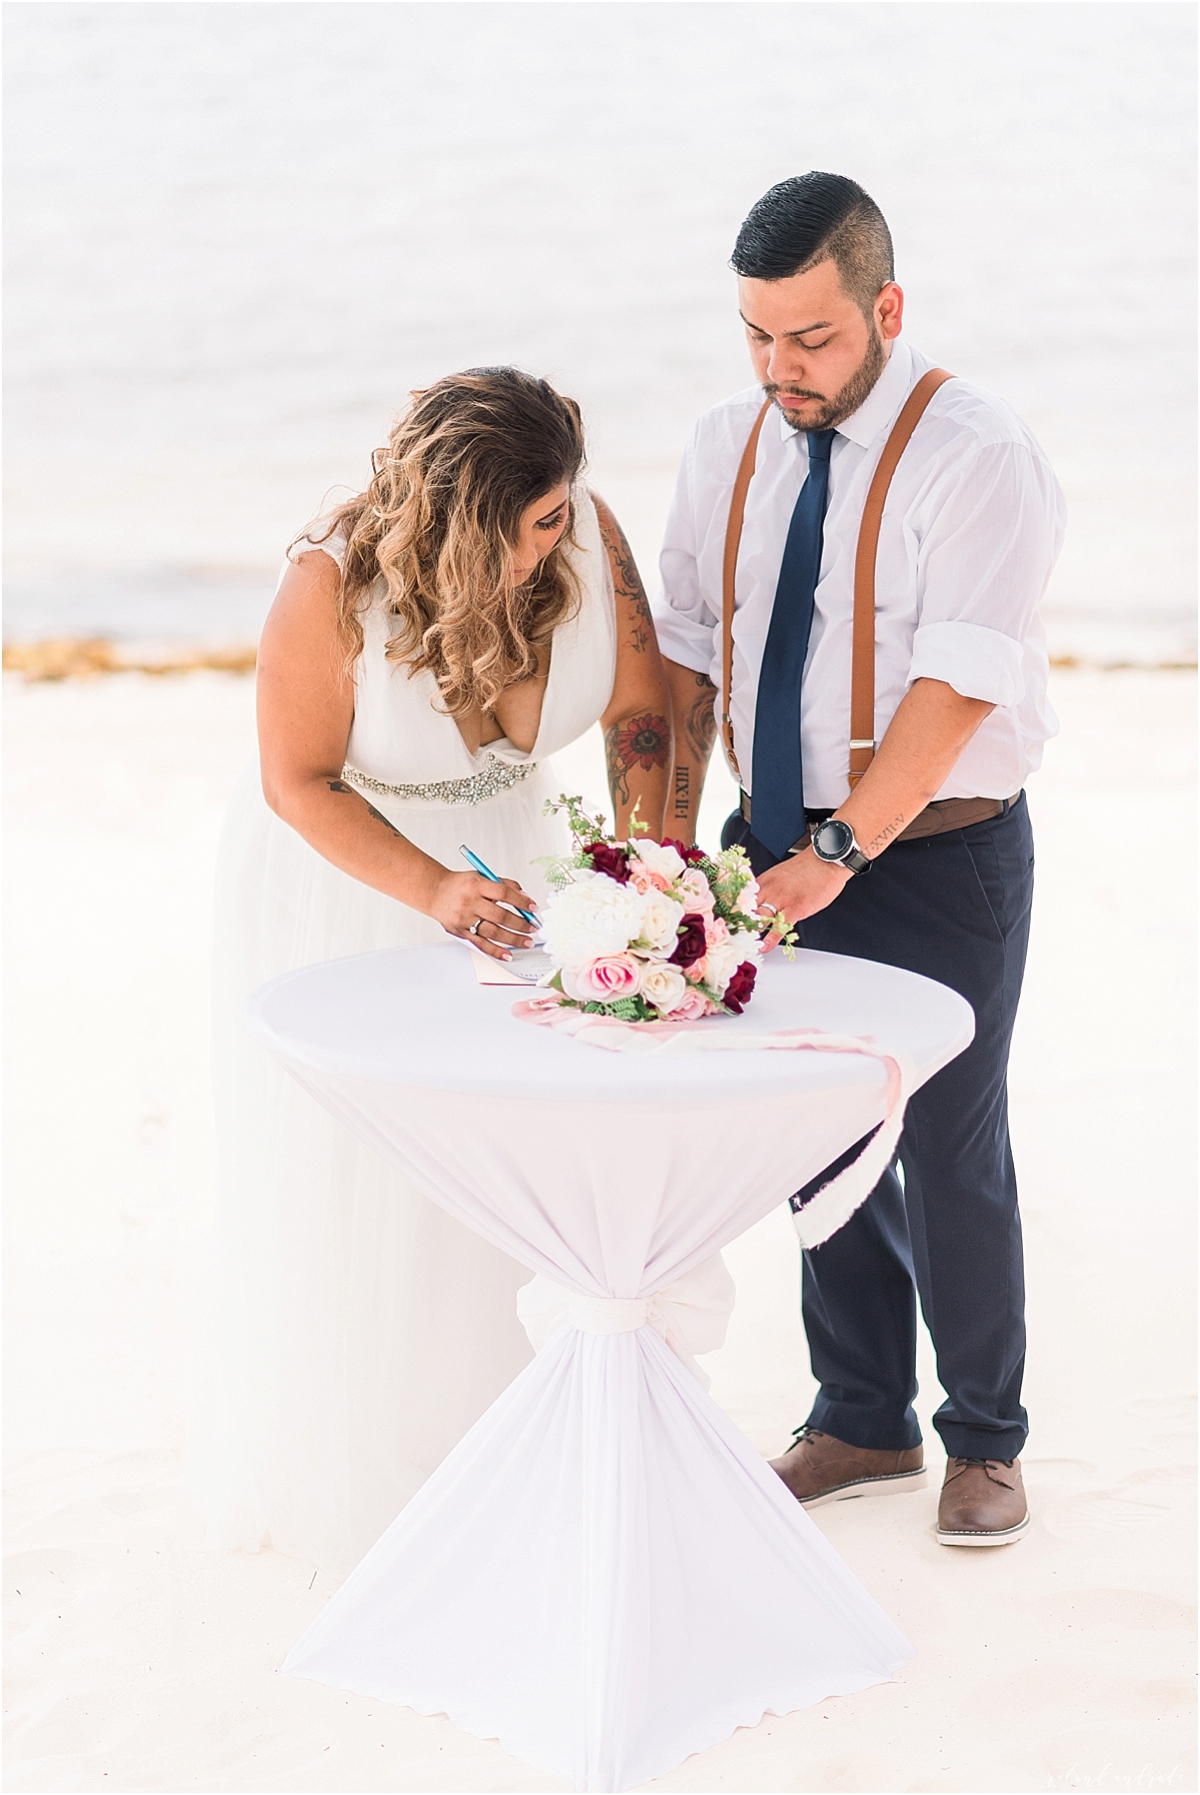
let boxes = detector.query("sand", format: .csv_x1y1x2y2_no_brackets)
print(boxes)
4,667,1196,1794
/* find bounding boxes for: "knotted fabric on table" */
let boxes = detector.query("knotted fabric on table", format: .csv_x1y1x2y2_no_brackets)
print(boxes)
517,1254,737,1386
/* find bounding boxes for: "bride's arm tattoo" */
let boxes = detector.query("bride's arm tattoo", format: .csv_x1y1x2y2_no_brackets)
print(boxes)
326,776,402,839
604,712,670,808
596,503,653,655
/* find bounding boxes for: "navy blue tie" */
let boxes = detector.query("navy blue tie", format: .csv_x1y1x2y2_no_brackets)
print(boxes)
750,428,836,861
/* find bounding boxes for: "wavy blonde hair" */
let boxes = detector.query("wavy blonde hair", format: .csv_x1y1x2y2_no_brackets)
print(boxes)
300,368,586,718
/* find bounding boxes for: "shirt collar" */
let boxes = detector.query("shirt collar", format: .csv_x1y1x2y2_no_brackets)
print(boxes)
776,337,917,450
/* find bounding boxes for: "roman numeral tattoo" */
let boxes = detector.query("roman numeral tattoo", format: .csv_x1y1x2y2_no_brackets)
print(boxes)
864,814,905,855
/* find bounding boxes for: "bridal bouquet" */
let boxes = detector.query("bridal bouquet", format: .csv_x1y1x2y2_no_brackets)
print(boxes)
535,797,794,1024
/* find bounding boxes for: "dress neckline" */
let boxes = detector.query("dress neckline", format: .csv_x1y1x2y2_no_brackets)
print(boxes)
372,636,552,773
447,640,558,770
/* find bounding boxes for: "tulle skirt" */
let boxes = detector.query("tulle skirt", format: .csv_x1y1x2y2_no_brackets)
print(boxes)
188,759,571,1573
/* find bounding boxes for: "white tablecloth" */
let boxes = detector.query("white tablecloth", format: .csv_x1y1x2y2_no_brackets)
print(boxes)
248,943,972,1791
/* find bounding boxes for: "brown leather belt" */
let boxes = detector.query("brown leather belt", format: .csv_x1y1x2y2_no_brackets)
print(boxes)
738,789,1019,853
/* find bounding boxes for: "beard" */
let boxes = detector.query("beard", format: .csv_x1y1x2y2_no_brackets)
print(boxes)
768,326,887,432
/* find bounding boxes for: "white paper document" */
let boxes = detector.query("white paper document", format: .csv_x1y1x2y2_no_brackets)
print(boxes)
470,945,557,986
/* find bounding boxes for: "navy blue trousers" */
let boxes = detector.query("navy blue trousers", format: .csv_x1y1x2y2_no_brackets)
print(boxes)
722,795,1034,1461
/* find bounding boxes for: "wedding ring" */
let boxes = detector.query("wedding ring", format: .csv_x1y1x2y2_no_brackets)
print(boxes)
469,919,483,936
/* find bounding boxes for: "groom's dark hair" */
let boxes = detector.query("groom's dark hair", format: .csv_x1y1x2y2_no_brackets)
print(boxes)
732,173,894,317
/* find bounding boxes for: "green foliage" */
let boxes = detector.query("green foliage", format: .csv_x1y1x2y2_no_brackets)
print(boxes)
543,793,611,848
766,915,800,960
531,851,591,891
576,993,657,1022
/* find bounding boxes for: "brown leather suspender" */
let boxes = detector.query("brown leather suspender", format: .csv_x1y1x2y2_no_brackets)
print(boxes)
721,368,954,790
719,401,771,783
847,367,954,784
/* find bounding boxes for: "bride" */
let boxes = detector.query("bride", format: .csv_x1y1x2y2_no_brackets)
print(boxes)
191,367,671,1572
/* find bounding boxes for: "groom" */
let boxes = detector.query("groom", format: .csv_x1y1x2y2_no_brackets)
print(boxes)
653,173,1065,1545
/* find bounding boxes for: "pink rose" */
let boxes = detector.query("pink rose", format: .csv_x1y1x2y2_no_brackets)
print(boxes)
561,954,643,1003
628,862,659,894
677,867,715,913
704,915,730,947
670,987,716,1021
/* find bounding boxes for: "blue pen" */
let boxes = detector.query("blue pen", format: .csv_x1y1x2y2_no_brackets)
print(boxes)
459,845,540,925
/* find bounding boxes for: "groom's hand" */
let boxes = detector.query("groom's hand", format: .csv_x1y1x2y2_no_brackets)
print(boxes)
756,847,851,943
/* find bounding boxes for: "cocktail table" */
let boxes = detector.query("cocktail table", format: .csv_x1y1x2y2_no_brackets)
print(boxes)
248,942,972,1791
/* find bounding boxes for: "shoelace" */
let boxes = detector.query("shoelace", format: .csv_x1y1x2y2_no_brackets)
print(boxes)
787,1424,828,1447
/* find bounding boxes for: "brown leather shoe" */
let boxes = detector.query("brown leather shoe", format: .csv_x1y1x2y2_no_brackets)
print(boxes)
768,1426,926,1508
937,1456,1029,1546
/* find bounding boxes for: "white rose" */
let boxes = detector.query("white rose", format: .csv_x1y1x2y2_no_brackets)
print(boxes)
632,838,686,883
540,873,645,965
641,961,688,1013
635,891,686,954
698,939,743,996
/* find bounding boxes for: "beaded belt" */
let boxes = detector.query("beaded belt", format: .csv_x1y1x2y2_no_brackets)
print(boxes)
341,756,537,807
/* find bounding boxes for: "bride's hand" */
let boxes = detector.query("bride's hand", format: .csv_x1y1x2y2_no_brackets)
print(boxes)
426,870,540,961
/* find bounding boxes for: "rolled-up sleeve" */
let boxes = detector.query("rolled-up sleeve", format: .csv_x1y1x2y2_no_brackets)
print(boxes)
909,440,1065,704
909,620,1025,706
651,436,717,675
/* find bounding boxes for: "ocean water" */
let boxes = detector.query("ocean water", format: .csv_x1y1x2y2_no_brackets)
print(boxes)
4,1,1195,661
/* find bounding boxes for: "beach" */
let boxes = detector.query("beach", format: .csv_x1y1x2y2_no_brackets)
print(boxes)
5,3,1195,668
4,663,1194,1794
5,2,1196,1785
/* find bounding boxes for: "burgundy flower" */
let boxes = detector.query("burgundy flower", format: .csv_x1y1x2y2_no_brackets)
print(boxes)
669,914,708,969
661,837,708,866
585,841,631,883
722,959,758,1014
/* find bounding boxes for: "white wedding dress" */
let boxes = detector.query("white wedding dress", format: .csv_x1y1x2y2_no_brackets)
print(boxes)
190,489,617,1573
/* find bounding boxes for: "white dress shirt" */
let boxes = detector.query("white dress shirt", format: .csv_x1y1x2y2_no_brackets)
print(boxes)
652,338,1066,806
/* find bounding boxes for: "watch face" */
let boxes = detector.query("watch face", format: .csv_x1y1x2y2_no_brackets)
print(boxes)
814,819,853,860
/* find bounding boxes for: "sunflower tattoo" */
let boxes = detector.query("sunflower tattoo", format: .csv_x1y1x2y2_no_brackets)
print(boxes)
605,711,669,807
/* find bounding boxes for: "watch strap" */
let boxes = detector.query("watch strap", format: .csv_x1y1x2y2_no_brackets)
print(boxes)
812,819,871,875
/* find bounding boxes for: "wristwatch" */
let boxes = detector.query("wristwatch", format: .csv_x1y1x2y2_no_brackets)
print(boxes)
810,817,871,875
